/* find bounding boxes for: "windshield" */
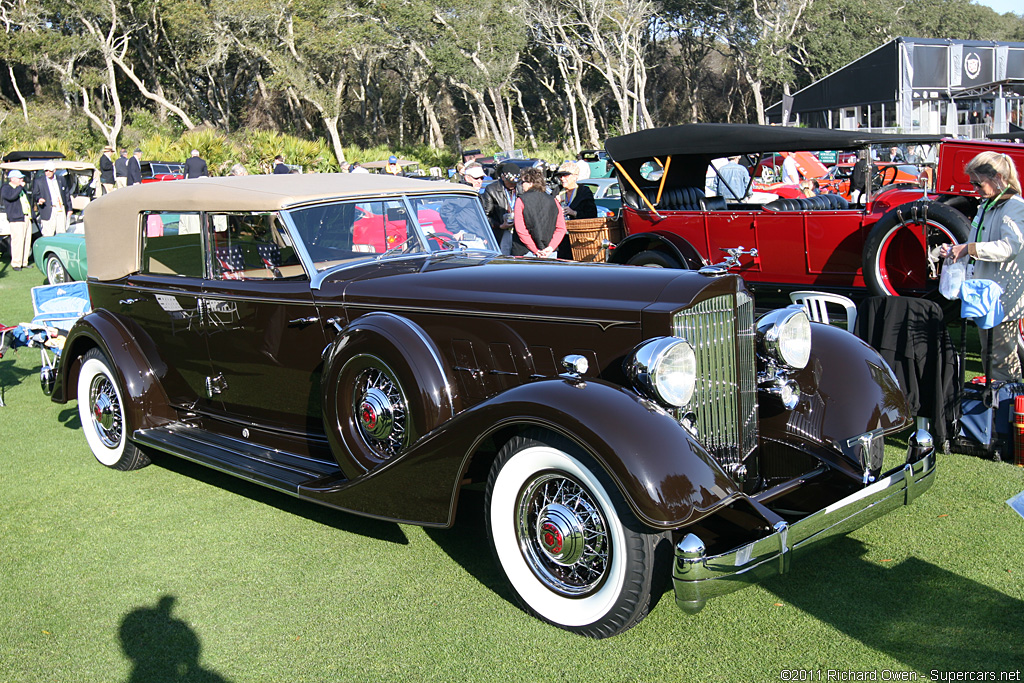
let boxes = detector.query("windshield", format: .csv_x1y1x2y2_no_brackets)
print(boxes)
286,193,497,271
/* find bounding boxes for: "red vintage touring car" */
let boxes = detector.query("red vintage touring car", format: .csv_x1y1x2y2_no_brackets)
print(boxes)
604,125,1024,301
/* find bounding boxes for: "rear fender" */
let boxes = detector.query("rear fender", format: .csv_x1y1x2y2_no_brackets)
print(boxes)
53,310,175,429
303,377,741,529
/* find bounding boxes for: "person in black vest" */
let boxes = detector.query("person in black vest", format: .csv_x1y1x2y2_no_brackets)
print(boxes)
511,167,566,258
183,149,208,178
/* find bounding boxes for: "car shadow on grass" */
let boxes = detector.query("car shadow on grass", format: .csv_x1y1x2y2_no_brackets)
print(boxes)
146,451,410,545
423,488,507,598
763,536,1023,672
57,405,80,428
0,351,38,400
119,594,231,683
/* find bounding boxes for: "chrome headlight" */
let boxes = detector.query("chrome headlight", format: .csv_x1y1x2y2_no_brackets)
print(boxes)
625,337,697,408
756,306,811,369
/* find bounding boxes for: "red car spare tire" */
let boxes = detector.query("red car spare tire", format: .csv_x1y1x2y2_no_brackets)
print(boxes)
863,200,970,297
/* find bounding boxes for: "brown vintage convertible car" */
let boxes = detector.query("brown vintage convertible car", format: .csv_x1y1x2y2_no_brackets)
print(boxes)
45,174,936,637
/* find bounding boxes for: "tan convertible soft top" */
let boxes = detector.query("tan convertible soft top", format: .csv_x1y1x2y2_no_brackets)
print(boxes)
85,173,475,281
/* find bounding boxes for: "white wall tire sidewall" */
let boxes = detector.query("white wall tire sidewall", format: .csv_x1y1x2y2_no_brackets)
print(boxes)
490,445,627,628
77,357,127,467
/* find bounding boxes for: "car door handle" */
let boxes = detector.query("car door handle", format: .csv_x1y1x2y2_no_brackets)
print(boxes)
289,316,319,326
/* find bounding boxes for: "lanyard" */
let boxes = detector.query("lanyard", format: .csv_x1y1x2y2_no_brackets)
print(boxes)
972,186,1010,243
504,187,516,209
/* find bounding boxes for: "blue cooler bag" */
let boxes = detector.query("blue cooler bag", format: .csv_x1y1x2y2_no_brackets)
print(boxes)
955,381,1024,461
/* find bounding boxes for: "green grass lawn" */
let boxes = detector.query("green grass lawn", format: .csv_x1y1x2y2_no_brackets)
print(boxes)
2,263,1023,682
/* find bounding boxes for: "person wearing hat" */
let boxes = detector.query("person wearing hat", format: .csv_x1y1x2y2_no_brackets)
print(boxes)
98,145,116,195
32,161,73,236
126,149,143,186
2,170,32,270
460,162,486,191
481,161,521,255
555,160,597,259
385,155,401,175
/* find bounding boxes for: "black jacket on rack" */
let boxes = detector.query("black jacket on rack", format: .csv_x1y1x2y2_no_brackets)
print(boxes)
855,296,961,445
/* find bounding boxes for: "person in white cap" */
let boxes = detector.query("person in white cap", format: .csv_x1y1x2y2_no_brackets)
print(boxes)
32,161,72,236
460,162,486,191
2,170,32,270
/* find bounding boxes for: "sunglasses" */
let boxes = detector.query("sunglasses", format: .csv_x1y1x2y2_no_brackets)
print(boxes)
970,181,984,189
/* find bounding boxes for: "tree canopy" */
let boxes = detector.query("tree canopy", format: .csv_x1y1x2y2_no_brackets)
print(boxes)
1,0,1021,160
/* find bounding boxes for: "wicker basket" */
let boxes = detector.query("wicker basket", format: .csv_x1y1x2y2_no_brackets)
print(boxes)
566,217,623,262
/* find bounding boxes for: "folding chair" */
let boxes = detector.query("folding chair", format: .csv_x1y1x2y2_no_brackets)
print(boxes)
789,291,858,331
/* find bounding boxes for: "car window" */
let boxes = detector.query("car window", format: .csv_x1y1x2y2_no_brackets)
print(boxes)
605,183,621,199
288,194,495,271
141,212,205,277
404,195,494,250
639,160,663,181
208,212,306,280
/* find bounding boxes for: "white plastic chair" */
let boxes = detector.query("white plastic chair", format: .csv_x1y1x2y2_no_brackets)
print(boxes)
789,291,858,332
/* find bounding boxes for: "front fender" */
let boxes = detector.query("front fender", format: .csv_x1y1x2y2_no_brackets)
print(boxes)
302,377,741,529
53,310,175,429
761,323,911,462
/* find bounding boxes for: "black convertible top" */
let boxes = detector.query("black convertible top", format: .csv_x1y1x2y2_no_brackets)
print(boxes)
2,150,66,163
605,124,940,161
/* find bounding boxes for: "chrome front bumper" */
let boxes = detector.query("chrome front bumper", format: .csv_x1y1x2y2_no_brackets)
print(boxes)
673,433,937,612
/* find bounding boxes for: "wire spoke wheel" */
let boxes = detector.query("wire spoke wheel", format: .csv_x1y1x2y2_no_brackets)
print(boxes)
485,432,669,638
88,372,124,449
352,363,408,459
516,472,611,596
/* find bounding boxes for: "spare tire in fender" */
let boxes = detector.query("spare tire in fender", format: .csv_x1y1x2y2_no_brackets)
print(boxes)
321,312,457,478
862,200,970,297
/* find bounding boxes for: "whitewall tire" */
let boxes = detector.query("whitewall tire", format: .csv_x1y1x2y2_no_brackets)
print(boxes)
485,432,667,638
77,348,150,471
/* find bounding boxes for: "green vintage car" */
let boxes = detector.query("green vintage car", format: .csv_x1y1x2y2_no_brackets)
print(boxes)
0,157,96,284
33,227,87,284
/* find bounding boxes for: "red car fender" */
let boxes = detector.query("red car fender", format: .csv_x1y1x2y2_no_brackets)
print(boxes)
607,230,705,269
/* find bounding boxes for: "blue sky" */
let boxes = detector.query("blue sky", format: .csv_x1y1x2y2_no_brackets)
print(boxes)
973,0,1021,16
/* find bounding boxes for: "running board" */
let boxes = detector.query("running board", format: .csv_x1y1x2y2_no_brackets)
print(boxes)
133,425,344,494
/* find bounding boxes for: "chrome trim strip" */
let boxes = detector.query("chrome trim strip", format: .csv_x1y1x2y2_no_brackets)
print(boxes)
112,283,312,307
343,302,636,331
672,444,936,611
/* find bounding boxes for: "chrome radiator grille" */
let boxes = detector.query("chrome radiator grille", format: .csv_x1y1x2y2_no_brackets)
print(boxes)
672,292,758,468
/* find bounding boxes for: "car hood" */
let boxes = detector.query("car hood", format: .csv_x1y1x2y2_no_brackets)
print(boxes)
315,255,743,327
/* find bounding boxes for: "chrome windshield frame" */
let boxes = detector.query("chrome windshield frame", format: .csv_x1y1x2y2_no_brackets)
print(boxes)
277,191,499,291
